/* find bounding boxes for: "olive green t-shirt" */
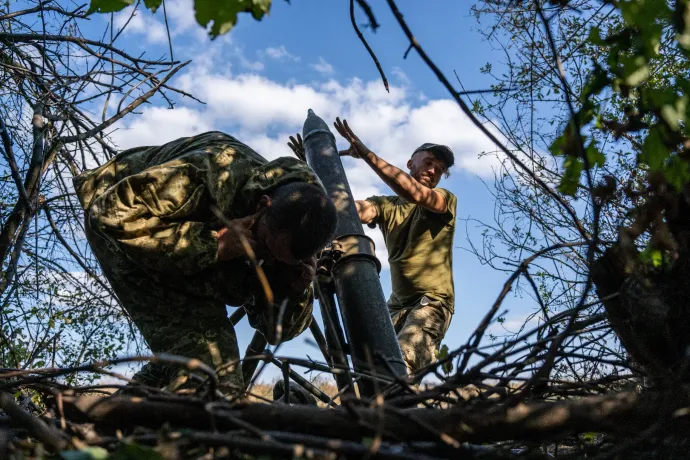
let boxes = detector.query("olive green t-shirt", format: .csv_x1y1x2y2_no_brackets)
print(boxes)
367,188,457,312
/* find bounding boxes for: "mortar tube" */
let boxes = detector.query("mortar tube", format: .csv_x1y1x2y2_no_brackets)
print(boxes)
301,109,407,395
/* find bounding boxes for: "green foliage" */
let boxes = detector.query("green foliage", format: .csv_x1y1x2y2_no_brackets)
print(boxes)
59,444,165,460
435,343,454,375
59,447,109,460
543,0,690,211
88,0,272,37
144,0,165,12
580,431,600,445
195,0,271,38
112,443,165,460
87,0,135,14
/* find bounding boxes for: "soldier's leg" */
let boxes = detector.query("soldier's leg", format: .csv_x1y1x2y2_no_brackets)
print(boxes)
130,306,243,395
85,218,243,394
395,299,452,374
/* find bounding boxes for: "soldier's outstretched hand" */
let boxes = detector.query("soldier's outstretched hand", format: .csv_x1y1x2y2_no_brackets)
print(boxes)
217,209,264,261
287,133,306,161
334,117,369,159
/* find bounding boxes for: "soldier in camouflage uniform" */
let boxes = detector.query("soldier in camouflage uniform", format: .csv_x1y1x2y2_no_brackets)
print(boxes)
74,131,337,393
331,118,456,375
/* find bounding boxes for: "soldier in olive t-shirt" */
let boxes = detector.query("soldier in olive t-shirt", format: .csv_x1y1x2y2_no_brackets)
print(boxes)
330,117,457,374
366,188,456,309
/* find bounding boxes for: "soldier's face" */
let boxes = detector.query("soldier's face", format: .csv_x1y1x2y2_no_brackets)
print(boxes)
407,150,445,188
255,214,301,266
265,230,301,266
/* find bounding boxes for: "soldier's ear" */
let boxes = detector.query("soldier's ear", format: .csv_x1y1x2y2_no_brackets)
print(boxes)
256,194,271,211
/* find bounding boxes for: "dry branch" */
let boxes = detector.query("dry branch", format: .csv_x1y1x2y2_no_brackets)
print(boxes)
57,387,686,445
0,392,68,452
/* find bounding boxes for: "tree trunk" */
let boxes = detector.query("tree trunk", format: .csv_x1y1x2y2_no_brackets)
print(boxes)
591,188,690,385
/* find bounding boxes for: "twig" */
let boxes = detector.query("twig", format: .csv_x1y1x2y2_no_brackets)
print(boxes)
384,0,590,241
0,392,69,452
350,0,389,92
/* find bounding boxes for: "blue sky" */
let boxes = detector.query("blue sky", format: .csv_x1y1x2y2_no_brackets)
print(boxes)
84,0,538,383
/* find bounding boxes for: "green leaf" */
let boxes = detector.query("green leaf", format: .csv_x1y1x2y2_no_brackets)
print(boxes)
581,66,609,100
549,132,567,157
588,26,603,46
194,0,272,38
558,156,584,196
89,0,272,37
113,442,165,460
143,0,163,13
664,155,690,191
581,432,599,445
620,0,672,26
640,247,664,268
640,125,669,170
87,0,134,14
585,143,606,167
435,344,453,375
677,0,690,50
60,447,109,460
660,95,688,130
361,437,375,448
619,55,650,87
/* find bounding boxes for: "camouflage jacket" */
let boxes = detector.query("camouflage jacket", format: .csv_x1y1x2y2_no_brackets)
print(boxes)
74,131,325,343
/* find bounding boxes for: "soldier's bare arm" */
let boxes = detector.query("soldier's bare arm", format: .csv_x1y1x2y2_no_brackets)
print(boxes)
334,117,447,214
355,200,378,224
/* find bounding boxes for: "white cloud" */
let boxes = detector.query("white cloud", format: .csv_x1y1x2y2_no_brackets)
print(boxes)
111,107,212,150
391,66,411,87
311,57,335,76
113,7,169,45
113,50,502,189
238,56,265,72
365,226,389,270
114,8,145,33
106,44,511,270
178,73,333,130
226,44,265,72
163,0,206,40
264,45,300,62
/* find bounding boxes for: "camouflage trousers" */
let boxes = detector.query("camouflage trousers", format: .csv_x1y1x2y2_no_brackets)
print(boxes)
390,297,453,374
85,222,245,394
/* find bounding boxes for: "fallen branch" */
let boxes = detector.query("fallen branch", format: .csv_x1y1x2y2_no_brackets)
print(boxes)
60,387,686,445
0,392,69,452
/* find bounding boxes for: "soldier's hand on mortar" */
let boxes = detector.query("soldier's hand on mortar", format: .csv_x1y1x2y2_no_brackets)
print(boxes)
217,209,264,261
334,117,369,159
287,133,306,161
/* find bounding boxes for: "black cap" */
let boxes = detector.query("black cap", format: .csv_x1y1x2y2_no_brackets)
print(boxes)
412,143,455,169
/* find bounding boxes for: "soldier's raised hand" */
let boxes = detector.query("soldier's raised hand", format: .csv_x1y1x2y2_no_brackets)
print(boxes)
287,133,306,161
334,117,369,159
217,209,264,261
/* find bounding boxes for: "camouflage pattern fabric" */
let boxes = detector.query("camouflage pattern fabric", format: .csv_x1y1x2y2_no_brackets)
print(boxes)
390,297,453,374
74,131,323,393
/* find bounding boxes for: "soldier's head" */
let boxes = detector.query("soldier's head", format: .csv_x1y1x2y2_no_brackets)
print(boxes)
407,143,454,188
254,182,337,265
